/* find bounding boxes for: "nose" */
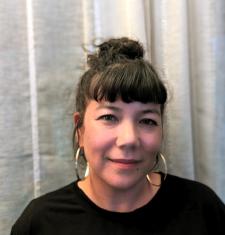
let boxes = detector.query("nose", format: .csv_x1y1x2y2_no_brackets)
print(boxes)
116,120,140,149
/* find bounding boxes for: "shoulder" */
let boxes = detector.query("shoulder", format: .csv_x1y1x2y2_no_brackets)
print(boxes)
164,174,225,219
11,181,80,234
165,174,223,203
29,181,78,211
159,174,225,233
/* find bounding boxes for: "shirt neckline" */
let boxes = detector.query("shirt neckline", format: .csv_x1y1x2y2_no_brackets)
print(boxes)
73,173,169,218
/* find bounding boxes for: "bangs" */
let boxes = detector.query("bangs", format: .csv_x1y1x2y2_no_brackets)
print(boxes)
88,60,167,104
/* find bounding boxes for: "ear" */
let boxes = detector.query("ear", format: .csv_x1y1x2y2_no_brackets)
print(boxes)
74,112,80,127
73,112,83,146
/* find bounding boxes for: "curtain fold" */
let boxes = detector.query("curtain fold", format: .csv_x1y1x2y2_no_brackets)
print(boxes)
148,0,195,179
187,0,225,196
0,1,224,234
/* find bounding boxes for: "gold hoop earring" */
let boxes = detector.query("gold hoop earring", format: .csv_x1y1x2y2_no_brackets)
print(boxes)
75,147,89,180
146,153,167,187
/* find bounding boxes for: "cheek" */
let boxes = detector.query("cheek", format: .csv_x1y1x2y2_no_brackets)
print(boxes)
81,125,112,158
142,131,162,152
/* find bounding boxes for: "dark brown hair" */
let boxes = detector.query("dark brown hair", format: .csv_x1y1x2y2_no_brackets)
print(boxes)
75,37,167,128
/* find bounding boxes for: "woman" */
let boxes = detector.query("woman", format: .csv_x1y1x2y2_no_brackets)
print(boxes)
11,37,225,234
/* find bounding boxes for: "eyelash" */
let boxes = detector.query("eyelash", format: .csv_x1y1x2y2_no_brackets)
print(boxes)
98,115,158,126
98,114,118,122
139,118,158,126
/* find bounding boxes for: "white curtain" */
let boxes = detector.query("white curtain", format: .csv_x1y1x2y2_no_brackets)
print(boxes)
0,0,224,234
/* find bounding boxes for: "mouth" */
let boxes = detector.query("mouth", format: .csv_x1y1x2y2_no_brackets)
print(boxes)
108,158,141,168
109,159,140,164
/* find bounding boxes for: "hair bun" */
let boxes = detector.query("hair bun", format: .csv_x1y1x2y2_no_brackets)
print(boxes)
99,37,144,59
87,37,144,69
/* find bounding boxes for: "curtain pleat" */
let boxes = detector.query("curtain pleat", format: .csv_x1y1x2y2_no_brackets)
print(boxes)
0,1,33,234
188,0,225,196
148,0,195,179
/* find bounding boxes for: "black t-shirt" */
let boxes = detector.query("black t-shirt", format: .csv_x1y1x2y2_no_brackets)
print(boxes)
11,174,225,235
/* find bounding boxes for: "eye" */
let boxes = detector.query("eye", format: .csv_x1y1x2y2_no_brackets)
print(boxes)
98,114,118,123
139,118,158,126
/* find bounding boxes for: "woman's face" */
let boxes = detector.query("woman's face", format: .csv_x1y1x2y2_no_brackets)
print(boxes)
76,99,163,190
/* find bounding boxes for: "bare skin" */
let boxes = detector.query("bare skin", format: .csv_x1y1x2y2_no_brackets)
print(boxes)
78,172,161,212
75,99,163,212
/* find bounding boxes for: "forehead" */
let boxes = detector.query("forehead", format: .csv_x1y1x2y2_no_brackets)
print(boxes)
85,99,161,115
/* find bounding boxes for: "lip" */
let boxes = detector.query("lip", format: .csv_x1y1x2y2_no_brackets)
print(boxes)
108,158,141,168
109,159,140,164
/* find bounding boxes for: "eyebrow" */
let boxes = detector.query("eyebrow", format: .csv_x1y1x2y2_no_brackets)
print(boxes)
96,105,121,112
142,109,161,116
96,104,161,116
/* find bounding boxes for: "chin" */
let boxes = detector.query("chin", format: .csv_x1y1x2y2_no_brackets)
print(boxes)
106,175,144,190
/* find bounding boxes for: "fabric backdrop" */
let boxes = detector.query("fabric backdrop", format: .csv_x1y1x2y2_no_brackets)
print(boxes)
0,0,224,234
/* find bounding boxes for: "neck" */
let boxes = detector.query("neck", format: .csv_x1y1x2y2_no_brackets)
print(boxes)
78,174,160,212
